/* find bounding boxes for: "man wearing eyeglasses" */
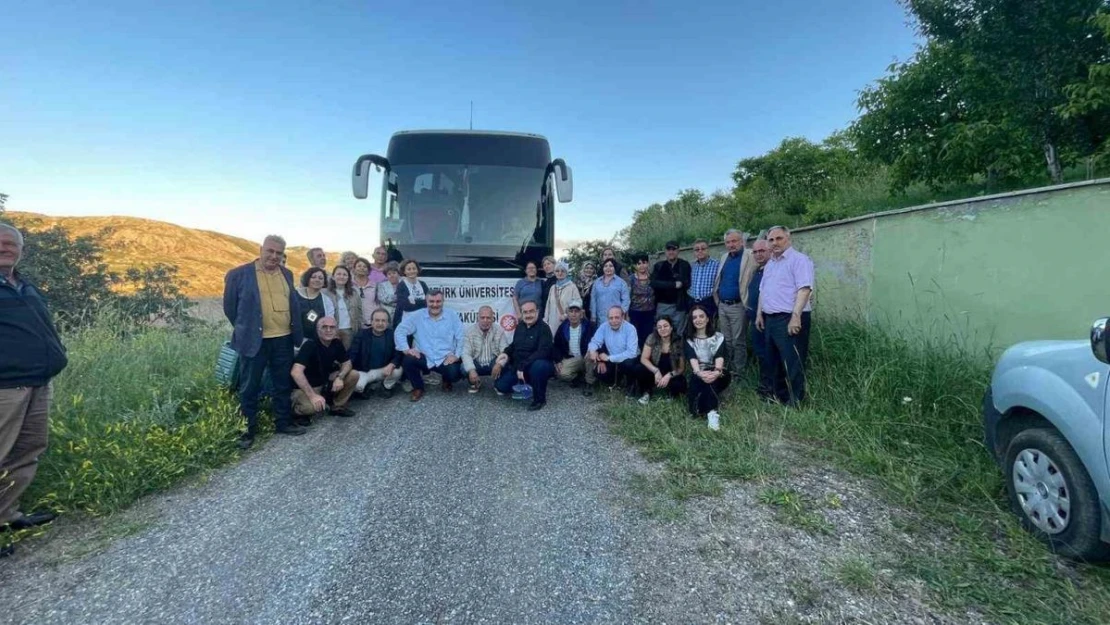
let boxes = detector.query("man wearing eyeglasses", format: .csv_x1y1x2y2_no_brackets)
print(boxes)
687,238,719,324
290,316,359,424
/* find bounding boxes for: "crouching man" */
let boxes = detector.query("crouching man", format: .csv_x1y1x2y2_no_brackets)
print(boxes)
349,308,403,397
553,299,595,390
463,305,509,393
586,305,642,397
494,301,554,411
291,316,359,423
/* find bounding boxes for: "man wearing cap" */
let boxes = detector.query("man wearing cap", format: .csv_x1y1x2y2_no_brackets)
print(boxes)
553,298,596,390
712,228,756,380
651,240,692,333
463,305,509,393
494,300,554,411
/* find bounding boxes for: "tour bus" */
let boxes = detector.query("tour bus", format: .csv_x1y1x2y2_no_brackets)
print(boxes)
352,130,573,331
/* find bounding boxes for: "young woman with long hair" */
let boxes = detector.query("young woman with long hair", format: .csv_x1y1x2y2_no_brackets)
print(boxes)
684,304,729,430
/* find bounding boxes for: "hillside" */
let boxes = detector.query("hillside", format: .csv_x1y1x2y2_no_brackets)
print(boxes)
6,212,340,296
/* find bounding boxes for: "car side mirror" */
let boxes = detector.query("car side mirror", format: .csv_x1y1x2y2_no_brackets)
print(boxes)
1092,317,1108,364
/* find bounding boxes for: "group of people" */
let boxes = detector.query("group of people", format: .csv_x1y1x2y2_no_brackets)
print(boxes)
221,226,814,450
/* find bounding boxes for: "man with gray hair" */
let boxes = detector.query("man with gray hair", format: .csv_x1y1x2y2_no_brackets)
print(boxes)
713,228,757,379
224,235,306,448
463,305,509,393
307,247,327,270
0,223,68,556
755,226,814,406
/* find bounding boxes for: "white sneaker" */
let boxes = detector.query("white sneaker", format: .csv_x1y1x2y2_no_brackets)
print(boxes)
638,392,651,405
707,410,721,431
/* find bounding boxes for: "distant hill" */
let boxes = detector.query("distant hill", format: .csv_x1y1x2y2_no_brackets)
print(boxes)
5,212,340,297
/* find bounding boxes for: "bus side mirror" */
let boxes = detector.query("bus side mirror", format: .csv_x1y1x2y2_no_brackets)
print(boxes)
352,154,390,199
552,158,573,203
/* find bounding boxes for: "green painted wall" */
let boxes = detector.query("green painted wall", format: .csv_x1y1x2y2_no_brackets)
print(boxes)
674,180,1110,352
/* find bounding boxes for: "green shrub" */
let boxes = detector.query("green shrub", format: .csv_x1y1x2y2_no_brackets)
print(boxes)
23,313,247,517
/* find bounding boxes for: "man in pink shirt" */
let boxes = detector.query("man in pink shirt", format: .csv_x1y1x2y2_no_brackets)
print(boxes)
754,226,813,406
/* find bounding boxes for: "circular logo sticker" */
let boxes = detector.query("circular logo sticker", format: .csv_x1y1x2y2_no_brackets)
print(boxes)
500,314,517,332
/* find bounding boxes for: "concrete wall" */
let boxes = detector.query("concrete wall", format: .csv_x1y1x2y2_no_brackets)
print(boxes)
671,179,1110,351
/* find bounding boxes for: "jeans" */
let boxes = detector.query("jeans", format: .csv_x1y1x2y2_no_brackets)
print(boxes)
239,335,295,433
629,309,655,349
761,312,811,405
494,359,555,403
402,354,464,390
748,309,773,397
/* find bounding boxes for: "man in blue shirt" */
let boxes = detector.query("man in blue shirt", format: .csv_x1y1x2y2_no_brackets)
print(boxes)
394,289,465,402
687,238,719,325
713,229,756,379
746,239,773,398
586,305,642,397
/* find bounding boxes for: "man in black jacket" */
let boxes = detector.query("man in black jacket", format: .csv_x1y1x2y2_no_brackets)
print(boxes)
349,308,403,397
493,301,555,411
553,300,595,388
0,224,68,556
651,240,693,333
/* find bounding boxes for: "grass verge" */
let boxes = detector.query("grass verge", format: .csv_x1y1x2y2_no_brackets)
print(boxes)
602,317,1110,625
7,311,253,549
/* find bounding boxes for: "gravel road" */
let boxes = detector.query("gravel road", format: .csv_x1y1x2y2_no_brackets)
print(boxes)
0,384,967,624
0,386,651,624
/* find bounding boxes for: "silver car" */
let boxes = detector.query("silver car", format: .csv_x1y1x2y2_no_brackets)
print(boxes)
984,317,1110,560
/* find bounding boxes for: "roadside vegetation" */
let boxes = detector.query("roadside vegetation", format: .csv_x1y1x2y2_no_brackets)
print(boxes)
1,201,249,551
603,318,1110,625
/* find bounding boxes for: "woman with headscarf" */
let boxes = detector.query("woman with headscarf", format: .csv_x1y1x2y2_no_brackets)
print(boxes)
577,261,597,321
544,260,581,331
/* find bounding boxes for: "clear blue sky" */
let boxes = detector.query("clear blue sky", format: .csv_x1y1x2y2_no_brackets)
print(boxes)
1,0,918,253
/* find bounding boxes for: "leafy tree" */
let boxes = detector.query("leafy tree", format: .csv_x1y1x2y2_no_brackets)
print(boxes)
119,264,194,327
563,240,637,274
856,0,1110,186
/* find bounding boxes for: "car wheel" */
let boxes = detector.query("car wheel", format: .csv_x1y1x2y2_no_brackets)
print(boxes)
1004,428,1110,561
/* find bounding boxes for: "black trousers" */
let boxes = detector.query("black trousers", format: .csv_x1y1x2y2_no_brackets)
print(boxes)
687,372,730,416
635,361,687,397
596,358,641,390
761,312,811,405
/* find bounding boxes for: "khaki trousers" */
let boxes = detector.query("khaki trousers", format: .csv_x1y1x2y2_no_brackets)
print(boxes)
718,302,748,377
556,356,597,384
291,370,359,415
0,384,52,524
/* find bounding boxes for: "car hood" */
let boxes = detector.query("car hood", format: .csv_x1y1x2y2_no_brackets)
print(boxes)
996,339,1104,380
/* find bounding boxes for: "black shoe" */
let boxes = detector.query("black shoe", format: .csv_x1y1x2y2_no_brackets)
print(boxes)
569,378,583,388
527,401,546,411
443,380,453,392
237,434,255,450
276,424,307,436
5,510,56,531
378,385,395,399
0,543,13,558
294,417,313,427
583,387,594,397
329,406,355,417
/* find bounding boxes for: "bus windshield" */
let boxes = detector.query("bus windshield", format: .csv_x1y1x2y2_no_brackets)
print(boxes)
384,163,549,250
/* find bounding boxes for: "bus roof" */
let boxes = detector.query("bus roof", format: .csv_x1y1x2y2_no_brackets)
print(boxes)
391,129,550,142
